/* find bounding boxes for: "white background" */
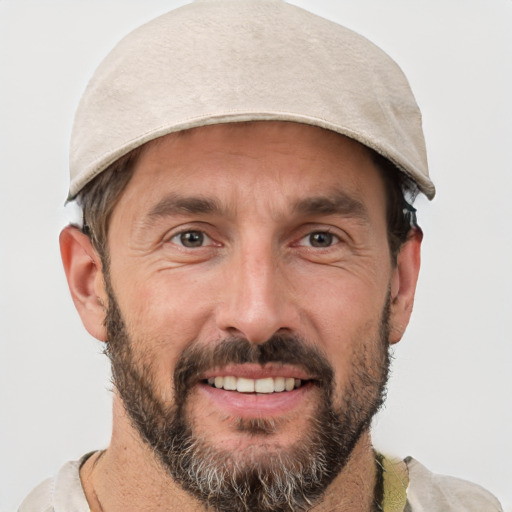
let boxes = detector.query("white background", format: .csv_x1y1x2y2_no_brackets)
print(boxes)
1,1,511,511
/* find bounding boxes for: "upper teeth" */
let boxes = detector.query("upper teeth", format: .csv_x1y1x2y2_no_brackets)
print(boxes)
207,376,302,393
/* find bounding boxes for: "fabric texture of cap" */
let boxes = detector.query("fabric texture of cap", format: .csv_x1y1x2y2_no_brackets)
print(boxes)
69,0,435,200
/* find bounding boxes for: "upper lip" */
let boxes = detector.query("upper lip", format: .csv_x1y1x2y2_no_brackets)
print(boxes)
200,363,314,381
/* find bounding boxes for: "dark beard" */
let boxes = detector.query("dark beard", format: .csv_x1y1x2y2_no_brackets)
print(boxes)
105,281,390,512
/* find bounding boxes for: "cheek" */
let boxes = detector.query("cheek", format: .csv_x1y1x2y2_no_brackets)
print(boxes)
327,312,385,391
111,271,218,380
294,266,390,384
294,260,390,329
117,268,210,329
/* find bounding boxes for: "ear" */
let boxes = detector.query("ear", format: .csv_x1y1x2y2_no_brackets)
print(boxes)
60,225,108,342
388,228,423,344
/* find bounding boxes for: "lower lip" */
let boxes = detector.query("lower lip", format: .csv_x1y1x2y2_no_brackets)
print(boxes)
198,381,313,418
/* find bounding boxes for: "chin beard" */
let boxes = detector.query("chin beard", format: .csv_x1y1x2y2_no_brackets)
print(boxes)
104,281,390,512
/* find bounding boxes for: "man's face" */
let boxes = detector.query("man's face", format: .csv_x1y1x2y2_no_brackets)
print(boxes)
103,122,398,510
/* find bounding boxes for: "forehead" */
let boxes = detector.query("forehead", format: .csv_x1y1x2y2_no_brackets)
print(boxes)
114,121,387,220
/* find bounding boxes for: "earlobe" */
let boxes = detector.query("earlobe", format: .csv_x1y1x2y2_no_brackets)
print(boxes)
388,228,423,344
60,225,108,342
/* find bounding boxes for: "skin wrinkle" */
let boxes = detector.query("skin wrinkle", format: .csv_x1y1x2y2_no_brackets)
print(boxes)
79,123,416,268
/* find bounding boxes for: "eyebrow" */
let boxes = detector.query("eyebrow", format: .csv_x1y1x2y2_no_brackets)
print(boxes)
146,194,222,221
142,190,369,227
293,192,369,223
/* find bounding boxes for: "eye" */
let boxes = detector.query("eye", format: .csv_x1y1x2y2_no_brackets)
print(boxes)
301,231,340,248
171,230,211,248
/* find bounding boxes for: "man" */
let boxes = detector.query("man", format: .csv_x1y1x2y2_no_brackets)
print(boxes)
18,1,503,511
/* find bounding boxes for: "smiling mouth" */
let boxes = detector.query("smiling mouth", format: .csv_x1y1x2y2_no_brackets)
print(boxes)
205,376,306,394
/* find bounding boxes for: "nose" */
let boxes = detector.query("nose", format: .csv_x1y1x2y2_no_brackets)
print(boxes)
215,239,300,343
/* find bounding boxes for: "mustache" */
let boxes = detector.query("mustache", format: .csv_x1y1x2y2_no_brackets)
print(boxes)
173,334,334,402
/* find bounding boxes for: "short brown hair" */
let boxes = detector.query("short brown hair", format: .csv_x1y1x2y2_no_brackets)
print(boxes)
77,146,144,262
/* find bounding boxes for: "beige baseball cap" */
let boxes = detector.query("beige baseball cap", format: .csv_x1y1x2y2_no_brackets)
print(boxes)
69,0,435,200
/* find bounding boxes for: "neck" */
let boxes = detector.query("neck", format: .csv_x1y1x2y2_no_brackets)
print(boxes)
81,398,377,512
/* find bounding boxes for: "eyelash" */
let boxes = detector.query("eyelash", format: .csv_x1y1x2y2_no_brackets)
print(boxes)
169,229,215,248
166,227,343,251
296,230,342,249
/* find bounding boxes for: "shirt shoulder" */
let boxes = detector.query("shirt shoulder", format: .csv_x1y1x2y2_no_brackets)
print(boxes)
18,477,55,512
405,456,503,512
18,456,92,512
